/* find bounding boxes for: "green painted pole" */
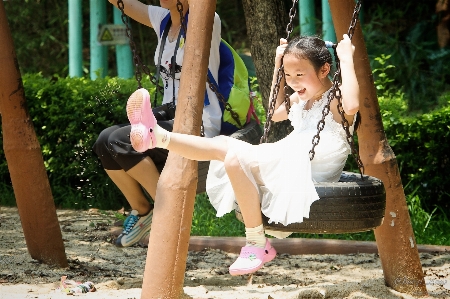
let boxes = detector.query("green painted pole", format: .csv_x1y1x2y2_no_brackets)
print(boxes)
322,0,336,43
68,0,83,77
299,0,316,35
90,0,107,79
113,7,133,78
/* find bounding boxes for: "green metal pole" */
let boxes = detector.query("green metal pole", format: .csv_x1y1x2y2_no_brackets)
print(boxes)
322,0,336,43
68,0,83,77
90,0,107,79
299,0,316,35
113,7,133,78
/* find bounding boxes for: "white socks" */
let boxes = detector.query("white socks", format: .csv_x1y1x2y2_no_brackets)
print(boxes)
153,124,171,149
245,224,266,248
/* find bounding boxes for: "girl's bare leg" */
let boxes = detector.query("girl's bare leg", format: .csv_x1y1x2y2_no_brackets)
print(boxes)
223,150,263,228
166,133,229,162
166,133,263,227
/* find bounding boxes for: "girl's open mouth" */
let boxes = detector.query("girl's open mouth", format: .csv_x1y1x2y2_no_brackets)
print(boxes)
297,88,306,96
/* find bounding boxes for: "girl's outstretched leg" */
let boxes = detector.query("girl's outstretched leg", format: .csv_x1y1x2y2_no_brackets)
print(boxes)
126,88,228,161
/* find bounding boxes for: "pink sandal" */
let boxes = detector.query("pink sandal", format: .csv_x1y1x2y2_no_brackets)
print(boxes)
229,239,277,276
126,88,157,152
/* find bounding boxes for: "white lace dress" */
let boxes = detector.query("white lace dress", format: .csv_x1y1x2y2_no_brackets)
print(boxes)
206,90,355,231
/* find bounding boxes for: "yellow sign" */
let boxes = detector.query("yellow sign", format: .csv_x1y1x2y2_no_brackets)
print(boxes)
97,24,129,45
100,28,114,42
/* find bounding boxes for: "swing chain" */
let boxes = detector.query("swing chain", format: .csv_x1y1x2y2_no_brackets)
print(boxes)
207,77,243,128
261,65,285,143
285,0,300,40
260,0,298,143
308,0,364,177
116,0,164,93
176,0,188,36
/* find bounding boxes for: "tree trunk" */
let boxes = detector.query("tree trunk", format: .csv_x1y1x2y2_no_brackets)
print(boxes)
242,0,293,142
140,1,216,298
0,1,68,268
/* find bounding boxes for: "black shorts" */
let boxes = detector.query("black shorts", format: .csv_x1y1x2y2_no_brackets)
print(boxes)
92,120,173,173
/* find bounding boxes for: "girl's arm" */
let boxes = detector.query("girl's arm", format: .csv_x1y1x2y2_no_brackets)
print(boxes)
335,34,359,116
108,0,152,28
271,39,291,122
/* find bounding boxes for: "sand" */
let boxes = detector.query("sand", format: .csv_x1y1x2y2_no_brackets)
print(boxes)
0,207,449,299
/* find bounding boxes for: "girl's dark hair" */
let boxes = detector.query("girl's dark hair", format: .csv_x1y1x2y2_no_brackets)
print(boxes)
284,36,333,71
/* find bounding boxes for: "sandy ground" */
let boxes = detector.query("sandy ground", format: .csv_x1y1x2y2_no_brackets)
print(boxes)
1,207,449,299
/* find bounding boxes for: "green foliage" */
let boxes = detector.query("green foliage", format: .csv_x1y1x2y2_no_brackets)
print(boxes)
191,193,244,237
0,74,155,209
385,105,450,212
363,2,450,112
407,194,450,246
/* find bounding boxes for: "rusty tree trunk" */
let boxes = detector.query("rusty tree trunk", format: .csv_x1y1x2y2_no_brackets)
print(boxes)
0,2,67,267
328,0,427,297
139,1,216,298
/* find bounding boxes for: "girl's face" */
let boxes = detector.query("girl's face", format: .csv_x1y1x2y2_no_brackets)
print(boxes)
283,53,330,101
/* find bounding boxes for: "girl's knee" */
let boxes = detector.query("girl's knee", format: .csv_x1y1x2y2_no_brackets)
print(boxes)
224,150,241,172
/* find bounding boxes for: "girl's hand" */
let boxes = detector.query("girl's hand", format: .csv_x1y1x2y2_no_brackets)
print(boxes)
275,38,288,65
336,34,355,64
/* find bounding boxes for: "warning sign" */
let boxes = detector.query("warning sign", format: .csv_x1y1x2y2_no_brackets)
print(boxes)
97,24,129,45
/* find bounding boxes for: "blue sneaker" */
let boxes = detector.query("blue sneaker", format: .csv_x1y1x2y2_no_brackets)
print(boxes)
115,209,153,247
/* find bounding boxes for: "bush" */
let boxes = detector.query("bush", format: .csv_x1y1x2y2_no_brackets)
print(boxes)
384,105,450,212
0,74,155,209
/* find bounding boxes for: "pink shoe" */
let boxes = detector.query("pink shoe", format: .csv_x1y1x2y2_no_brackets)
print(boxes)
229,239,276,276
126,88,157,152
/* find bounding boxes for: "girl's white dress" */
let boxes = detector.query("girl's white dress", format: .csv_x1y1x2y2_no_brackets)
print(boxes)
206,90,355,234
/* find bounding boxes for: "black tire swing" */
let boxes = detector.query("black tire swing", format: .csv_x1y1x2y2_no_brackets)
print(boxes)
234,0,386,234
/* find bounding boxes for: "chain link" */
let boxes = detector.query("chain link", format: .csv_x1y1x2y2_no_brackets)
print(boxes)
308,0,364,177
261,0,298,143
117,0,163,92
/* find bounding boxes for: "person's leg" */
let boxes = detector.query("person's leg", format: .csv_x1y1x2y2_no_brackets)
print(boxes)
105,169,152,214
93,125,150,213
99,125,157,247
126,157,160,201
223,151,262,228
223,150,276,275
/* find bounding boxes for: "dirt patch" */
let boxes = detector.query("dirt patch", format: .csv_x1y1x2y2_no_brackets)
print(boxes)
0,207,449,298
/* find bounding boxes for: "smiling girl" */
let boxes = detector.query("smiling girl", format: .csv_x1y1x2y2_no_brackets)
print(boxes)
125,34,360,276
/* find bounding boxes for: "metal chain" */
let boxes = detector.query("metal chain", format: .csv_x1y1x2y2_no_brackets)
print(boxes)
308,0,364,177
176,0,187,36
207,77,243,128
261,0,298,143
116,0,163,93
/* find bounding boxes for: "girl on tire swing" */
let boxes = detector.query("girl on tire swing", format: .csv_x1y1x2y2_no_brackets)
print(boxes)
126,34,360,276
